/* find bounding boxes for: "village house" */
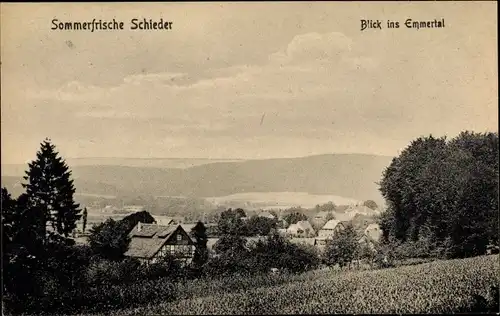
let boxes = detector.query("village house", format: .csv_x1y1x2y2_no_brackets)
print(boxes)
124,222,195,265
317,219,345,238
358,223,383,250
364,223,382,242
314,219,346,247
277,228,288,236
286,220,315,237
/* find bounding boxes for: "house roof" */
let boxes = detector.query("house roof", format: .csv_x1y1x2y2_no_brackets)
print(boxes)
180,223,197,234
125,223,186,259
321,219,343,230
288,220,313,232
365,223,380,231
334,212,354,222
125,236,169,259
364,223,382,242
207,238,218,250
154,215,175,225
258,211,276,219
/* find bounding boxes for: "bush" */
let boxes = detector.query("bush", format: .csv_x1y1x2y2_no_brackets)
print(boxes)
246,233,320,274
86,257,141,286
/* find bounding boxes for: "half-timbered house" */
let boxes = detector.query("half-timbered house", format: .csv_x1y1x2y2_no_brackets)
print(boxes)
124,222,195,264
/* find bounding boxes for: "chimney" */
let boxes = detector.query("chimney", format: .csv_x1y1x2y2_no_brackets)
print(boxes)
138,222,142,232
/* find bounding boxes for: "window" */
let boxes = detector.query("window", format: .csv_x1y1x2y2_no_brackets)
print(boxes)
177,234,182,241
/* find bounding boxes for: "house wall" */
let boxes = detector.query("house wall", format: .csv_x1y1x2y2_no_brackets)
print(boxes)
318,224,344,238
152,227,196,262
318,229,334,238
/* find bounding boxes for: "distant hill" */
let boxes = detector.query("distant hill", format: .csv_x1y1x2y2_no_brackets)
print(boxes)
1,153,392,205
65,157,244,169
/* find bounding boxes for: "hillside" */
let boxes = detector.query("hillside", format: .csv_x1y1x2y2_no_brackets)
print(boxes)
1,153,392,205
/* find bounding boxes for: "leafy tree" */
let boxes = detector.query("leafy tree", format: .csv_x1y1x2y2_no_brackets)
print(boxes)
323,223,359,268
325,212,335,221
245,215,277,236
88,219,130,261
315,201,337,213
379,132,498,259
363,200,378,210
358,241,376,267
120,210,155,233
234,208,246,218
217,208,247,235
249,233,320,273
22,138,82,241
191,221,209,268
283,211,308,227
213,234,247,256
82,207,88,233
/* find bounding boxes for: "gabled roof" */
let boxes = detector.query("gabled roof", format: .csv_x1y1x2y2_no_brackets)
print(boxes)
125,223,191,259
364,223,382,242
288,220,313,233
334,212,353,222
125,237,169,259
365,223,380,231
180,223,196,234
321,219,343,230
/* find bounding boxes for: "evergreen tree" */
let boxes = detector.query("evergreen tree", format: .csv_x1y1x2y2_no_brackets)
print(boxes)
82,207,88,233
22,138,82,240
2,187,17,251
191,221,209,268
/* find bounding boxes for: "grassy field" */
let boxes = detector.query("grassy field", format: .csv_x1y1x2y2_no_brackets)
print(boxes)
82,255,499,315
206,191,362,210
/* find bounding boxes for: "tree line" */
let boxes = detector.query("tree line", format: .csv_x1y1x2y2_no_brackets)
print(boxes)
378,131,498,259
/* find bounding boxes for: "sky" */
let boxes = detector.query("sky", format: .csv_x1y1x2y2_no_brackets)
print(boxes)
1,2,497,163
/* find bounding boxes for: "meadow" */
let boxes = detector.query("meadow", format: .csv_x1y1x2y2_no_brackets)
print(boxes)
82,254,499,315
206,191,362,210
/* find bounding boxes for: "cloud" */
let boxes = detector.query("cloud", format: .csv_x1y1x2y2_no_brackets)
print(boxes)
29,81,109,102
123,73,188,85
22,31,387,149
269,32,353,64
17,28,495,160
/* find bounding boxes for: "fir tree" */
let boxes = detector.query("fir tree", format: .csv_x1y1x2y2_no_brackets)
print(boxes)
191,221,209,268
82,207,88,233
22,138,81,241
